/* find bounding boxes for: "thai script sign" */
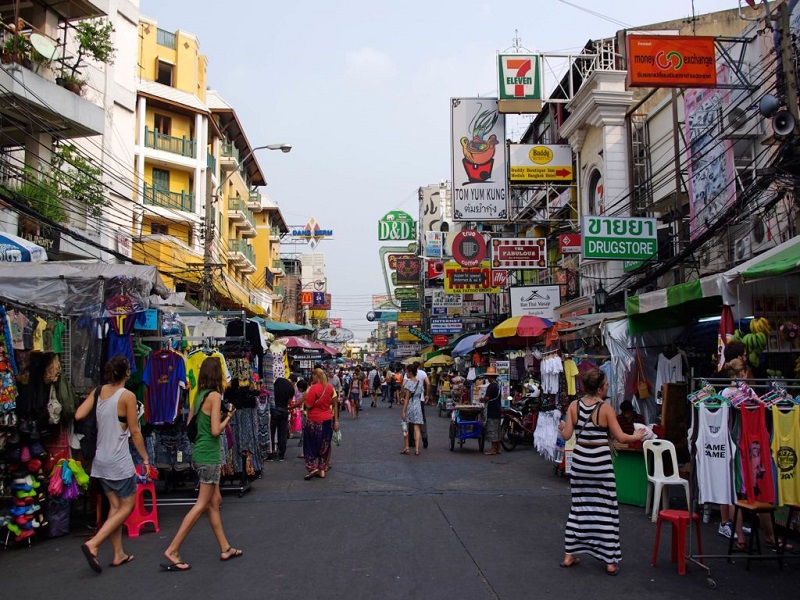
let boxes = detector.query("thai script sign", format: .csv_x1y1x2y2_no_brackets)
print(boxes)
626,35,716,88
581,216,658,261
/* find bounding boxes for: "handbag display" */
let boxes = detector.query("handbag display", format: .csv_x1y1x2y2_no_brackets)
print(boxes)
634,347,651,399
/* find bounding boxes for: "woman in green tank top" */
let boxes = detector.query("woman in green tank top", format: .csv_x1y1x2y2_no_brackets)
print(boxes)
161,357,243,571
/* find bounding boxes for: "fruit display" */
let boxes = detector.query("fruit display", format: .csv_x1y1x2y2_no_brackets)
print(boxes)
731,317,772,368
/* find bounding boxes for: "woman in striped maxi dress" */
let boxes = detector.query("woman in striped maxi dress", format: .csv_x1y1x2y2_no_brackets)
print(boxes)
558,368,645,576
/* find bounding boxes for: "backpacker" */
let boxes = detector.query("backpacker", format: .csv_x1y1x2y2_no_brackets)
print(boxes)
373,371,381,389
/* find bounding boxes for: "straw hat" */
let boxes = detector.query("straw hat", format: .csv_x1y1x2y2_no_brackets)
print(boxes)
484,366,499,377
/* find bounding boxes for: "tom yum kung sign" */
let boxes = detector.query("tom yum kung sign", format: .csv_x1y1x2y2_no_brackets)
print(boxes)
581,216,658,261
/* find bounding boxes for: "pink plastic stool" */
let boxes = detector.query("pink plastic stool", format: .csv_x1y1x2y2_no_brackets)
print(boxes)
124,481,160,537
652,509,704,575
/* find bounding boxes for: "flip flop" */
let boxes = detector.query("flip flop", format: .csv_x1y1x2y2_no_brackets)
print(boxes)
606,565,620,576
109,555,134,567
81,543,102,574
559,558,580,568
161,560,191,572
220,547,243,561
304,469,319,480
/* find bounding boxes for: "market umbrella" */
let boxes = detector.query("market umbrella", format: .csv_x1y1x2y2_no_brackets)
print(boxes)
401,356,422,365
424,354,454,368
275,336,329,352
492,315,553,339
451,333,486,357
717,305,735,371
0,232,48,262
320,344,342,357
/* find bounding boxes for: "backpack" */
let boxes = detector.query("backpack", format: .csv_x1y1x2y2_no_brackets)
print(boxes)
373,372,381,389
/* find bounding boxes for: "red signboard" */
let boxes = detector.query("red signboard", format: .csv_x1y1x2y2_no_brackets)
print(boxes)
559,233,581,254
427,260,444,280
452,229,487,267
626,35,717,88
301,291,313,306
491,270,508,287
433,334,449,347
329,318,342,328
491,238,547,269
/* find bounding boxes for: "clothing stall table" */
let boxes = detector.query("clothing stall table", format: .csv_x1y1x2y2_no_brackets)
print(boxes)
612,445,648,507
449,405,485,452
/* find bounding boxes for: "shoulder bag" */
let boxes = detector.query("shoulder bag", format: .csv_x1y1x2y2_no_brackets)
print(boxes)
187,391,209,444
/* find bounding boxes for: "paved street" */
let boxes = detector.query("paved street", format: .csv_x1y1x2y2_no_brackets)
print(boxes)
2,402,798,599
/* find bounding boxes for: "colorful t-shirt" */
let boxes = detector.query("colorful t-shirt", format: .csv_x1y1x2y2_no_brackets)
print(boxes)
185,350,230,410
143,349,187,425
7,310,28,350
31,316,47,352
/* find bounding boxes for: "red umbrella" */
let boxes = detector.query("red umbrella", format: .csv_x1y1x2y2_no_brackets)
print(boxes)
717,305,735,371
492,315,553,338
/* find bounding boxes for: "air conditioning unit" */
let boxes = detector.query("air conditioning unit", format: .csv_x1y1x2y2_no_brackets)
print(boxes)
698,244,726,275
727,106,760,136
750,212,779,254
734,235,752,262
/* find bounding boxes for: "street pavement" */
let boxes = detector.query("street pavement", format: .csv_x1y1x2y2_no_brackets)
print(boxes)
2,399,798,599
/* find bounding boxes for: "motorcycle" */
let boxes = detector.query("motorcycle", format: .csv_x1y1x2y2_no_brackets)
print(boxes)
500,396,539,452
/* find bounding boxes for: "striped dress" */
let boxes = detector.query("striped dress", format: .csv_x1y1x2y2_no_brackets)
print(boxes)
564,400,621,564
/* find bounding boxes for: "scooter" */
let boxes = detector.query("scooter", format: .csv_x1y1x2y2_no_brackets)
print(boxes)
500,396,538,452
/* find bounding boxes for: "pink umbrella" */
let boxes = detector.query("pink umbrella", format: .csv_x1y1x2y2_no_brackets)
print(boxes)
717,305,735,371
276,336,340,358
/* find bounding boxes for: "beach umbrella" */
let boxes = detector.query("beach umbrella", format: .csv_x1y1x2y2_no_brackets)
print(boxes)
424,354,454,367
451,333,486,357
492,315,553,339
401,356,422,365
0,232,48,262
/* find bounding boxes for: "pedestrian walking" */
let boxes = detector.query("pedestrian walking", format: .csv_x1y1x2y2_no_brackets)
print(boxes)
480,366,502,455
292,368,338,479
400,363,425,456
76,355,149,574
270,373,295,461
368,365,380,407
557,367,644,575
162,357,242,571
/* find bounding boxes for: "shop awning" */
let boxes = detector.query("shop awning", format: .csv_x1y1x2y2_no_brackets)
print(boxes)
626,275,721,316
741,236,800,281
252,318,314,335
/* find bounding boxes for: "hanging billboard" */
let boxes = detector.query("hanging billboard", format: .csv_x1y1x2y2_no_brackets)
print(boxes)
451,98,507,221
509,144,573,182
491,238,548,269
443,260,501,295
626,35,717,88
509,285,560,319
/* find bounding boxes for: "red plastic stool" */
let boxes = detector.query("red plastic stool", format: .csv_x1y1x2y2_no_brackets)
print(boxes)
124,481,160,537
652,509,704,575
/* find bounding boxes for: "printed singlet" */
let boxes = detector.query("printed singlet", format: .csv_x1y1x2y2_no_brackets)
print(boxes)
694,405,736,504
739,405,775,504
771,406,800,506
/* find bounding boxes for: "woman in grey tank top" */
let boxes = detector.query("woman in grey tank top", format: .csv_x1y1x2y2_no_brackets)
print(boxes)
75,355,149,574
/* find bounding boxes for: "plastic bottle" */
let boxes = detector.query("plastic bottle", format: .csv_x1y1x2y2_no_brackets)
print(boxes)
401,421,408,437
554,437,565,463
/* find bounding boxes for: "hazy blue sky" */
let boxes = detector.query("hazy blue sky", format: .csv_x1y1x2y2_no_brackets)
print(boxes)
140,0,740,338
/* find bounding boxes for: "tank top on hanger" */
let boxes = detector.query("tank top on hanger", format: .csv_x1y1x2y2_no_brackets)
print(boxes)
739,405,775,504
694,405,735,505
771,405,800,506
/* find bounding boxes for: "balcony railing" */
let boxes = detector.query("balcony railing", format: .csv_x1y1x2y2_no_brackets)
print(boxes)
269,226,282,239
229,238,256,265
227,197,256,230
272,259,285,273
247,190,261,207
144,128,196,158
143,183,194,212
274,285,285,298
220,141,239,162
207,152,216,172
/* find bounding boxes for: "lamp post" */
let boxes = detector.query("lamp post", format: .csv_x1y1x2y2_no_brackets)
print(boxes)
595,282,608,314
202,143,292,310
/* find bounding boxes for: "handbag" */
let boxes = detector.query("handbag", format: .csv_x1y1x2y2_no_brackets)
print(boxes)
187,391,209,444
635,348,651,399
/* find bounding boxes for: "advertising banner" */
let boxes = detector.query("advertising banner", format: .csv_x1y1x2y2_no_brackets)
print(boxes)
509,285,560,319
427,259,445,281
378,210,417,241
581,216,658,261
425,231,443,258
509,144,573,181
451,98,507,221
430,318,463,335
372,294,390,309
397,312,421,327
626,35,716,88
432,289,462,309
396,327,418,342
390,254,420,285
452,229,487,267
491,238,547,269
329,318,342,328
498,54,540,100
443,260,500,295
301,291,313,306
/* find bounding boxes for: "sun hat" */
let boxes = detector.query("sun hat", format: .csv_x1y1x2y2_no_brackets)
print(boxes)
485,366,499,377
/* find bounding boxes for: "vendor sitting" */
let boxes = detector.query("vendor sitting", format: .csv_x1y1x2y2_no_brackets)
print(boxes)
616,400,644,435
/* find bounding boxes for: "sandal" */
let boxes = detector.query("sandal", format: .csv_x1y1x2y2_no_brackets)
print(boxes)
559,557,580,568
304,469,319,480
606,564,619,576
400,449,409,455
765,539,794,551
220,546,243,561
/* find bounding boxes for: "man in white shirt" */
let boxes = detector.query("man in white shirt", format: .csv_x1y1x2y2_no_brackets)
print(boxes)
367,366,380,407
412,362,429,449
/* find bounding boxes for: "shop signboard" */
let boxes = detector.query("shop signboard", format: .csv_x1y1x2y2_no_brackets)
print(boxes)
430,318,463,335
491,238,547,269
378,210,417,241
433,334,449,347
626,34,716,88
425,231,443,258
559,233,581,254
395,343,421,357
400,299,420,312
397,312,421,327
452,229,487,267
301,291,313,306
396,327,418,342
427,259,445,281
394,286,418,300
431,307,447,316
408,327,432,343
392,254,420,284
451,97,507,221
509,144,573,181
443,261,500,295
581,216,658,261
492,270,507,287
498,54,541,100
366,310,399,322
623,259,645,273
432,289,462,308
329,318,342,328
509,285,560,319
372,294,391,309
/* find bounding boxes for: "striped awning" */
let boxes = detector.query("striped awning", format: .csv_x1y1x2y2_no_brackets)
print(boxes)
626,275,721,316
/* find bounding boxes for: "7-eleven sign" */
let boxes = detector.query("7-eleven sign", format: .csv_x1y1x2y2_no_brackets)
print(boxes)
498,54,541,100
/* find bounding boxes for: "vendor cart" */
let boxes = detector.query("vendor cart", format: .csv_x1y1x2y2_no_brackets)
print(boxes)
438,389,455,417
449,404,485,452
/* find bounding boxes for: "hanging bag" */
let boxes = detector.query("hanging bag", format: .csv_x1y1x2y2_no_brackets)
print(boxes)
635,348,651,399
77,387,101,461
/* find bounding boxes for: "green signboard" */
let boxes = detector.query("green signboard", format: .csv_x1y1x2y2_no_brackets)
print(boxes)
400,299,421,312
378,210,417,241
581,216,657,261
394,287,418,300
408,327,432,343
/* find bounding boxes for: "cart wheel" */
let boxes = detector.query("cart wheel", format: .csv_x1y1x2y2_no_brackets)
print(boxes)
449,422,455,451
707,578,716,590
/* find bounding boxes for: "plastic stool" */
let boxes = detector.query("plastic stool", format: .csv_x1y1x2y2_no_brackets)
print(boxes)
124,481,160,537
727,501,783,571
652,509,704,575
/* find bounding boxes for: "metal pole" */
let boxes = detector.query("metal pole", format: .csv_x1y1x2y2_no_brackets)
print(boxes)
202,166,215,310
778,2,799,130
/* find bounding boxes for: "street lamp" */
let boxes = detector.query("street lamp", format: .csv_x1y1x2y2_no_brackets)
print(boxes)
202,143,292,310
595,282,608,314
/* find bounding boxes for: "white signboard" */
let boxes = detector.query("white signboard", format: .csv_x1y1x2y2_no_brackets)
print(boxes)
451,98,507,221
431,289,462,309
509,144,573,182
509,285,560,319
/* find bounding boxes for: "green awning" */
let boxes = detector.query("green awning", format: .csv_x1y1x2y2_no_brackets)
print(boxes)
626,275,721,315
741,241,800,280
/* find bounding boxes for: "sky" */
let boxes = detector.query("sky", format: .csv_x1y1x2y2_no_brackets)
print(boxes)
140,0,742,339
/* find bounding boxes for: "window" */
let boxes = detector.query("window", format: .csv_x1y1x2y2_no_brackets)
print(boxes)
151,223,168,235
152,168,170,191
588,168,604,216
156,60,174,86
154,114,171,136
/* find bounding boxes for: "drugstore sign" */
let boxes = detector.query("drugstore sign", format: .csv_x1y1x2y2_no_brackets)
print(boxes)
581,216,657,261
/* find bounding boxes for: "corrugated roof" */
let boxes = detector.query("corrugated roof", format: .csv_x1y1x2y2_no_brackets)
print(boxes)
138,80,209,113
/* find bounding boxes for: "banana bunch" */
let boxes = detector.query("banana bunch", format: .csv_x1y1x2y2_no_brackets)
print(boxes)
749,317,772,335
739,318,771,368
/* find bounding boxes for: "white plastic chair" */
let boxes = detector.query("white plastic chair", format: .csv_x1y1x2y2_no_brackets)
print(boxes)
643,439,690,523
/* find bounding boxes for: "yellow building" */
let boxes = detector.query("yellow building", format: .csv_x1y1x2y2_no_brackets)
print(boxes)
132,18,286,315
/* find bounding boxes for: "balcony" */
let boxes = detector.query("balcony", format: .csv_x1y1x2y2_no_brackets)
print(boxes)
272,259,285,275
269,226,282,241
219,140,240,172
143,183,195,212
247,190,261,210
227,197,257,237
227,239,256,273
207,152,216,173
273,285,285,301
144,127,196,158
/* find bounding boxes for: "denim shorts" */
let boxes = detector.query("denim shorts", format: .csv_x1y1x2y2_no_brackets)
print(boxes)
194,462,221,485
98,474,137,499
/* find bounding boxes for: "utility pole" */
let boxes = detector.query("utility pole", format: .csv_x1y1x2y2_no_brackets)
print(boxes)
778,1,799,130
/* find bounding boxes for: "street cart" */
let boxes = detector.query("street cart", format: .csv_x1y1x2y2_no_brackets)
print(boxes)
438,388,455,417
449,404,485,452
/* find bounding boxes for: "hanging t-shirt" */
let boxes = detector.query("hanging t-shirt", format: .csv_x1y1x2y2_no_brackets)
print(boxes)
194,319,227,340
31,316,47,352
7,310,29,350
106,313,141,374
185,349,230,409
143,349,187,425
771,405,800,506
655,352,684,404
694,405,736,505
739,405,776,504
51,321,65,354
563,359,579,396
